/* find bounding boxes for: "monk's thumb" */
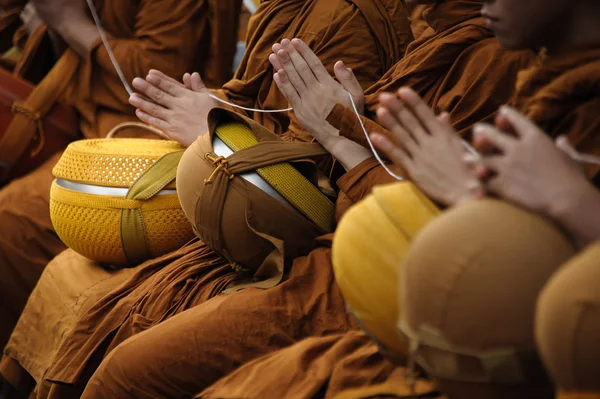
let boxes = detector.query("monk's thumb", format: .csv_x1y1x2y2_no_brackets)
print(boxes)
191,73,207,92
335,62,362,97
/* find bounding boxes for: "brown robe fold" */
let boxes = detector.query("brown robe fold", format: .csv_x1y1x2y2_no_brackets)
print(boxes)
326,0,535,147
0,3,23,55
1,0,412,398
0,0,242,351
198,331,442,399
510,48,600,177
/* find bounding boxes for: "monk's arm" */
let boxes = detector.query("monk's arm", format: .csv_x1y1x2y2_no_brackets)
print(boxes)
327,104,391,148
58,0,205,107
317,124,373,172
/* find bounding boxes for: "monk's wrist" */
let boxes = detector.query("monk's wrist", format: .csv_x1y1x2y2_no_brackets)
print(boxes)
54,16,100,57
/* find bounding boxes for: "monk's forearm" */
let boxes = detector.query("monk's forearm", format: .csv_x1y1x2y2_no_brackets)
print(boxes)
548,182,600,248
327,104,390,148
53,18,99,58
318,125,372,171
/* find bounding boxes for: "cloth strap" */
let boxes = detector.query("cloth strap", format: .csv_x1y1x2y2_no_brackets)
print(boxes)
120,150,184,265
0,49,79,177
198,140,327,290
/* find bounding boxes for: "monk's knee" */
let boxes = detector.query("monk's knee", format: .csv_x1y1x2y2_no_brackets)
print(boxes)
399,200,576,399
536,241,600,398
82,337,152,399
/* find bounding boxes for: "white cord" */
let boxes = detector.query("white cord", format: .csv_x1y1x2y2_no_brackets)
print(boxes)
85,0,133,96
348,92,405,180
207,94,293,113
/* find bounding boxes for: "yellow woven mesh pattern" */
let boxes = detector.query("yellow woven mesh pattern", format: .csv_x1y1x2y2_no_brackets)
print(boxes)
52,139,184,189
50,182,194,264
215,122,334,233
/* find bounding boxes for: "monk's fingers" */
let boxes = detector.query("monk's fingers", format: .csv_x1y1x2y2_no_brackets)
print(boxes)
148,69,185,88
132,78,175,107
291,38,331,83
397,87,445,136
334,61,363,101
276,49,308,94
135,109,170,133
483,174,508,197
146,73,187,97
498,105,542,139
379,92,427,143
376,107,418,154
472,123,515,153
268,53,283,73
281,39,318,88
370,132,415,171
478,154,504,174
129,94,170,122
273,69,301,108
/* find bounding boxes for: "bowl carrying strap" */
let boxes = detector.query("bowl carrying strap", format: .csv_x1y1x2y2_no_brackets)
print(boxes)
120,150,184,265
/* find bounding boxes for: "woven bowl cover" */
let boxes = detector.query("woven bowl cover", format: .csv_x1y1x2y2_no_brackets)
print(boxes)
50,138,194,265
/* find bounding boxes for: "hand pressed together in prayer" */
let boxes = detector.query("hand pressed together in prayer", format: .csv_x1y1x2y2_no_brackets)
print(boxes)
271,38,372,171
129,70,218,147
270,38,365,137
371,87,484,206
472,106,594,220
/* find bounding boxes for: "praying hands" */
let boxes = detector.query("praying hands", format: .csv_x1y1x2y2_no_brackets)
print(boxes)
269,38,365,140
129,70,218,147
371,87,483,206
270,38,372,171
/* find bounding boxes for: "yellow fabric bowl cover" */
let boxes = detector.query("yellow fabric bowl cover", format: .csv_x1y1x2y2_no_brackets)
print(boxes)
50,138,194,266
332,181,440,356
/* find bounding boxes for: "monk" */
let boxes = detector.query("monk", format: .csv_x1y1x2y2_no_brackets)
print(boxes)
188,0,600,396
0,0,242,352
0,0,412,398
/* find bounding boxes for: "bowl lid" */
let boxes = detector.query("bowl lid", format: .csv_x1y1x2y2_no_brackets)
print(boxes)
53,138,184,189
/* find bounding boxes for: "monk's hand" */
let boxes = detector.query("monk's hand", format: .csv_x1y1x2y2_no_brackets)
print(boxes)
20,3,43,35
271,38,365,136
472,106,592,218
371,87,483,206
129,70,218,147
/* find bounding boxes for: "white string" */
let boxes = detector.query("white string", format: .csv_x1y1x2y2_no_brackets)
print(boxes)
85,0,133,96
348,93,405,180
207,94,293,113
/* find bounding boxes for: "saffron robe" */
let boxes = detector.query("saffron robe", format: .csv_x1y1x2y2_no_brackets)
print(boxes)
0,0,242,350
194,44,600,399
0,0,412,397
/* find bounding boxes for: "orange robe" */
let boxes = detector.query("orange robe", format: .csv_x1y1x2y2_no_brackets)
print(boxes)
0,0,412,398
0,0,24,54
0,0,242,350
196,38,600,399
326,0,535,146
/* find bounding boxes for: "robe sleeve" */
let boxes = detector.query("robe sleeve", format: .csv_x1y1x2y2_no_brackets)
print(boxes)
326,104,391,148
334,158,405,220
82,0,209,111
